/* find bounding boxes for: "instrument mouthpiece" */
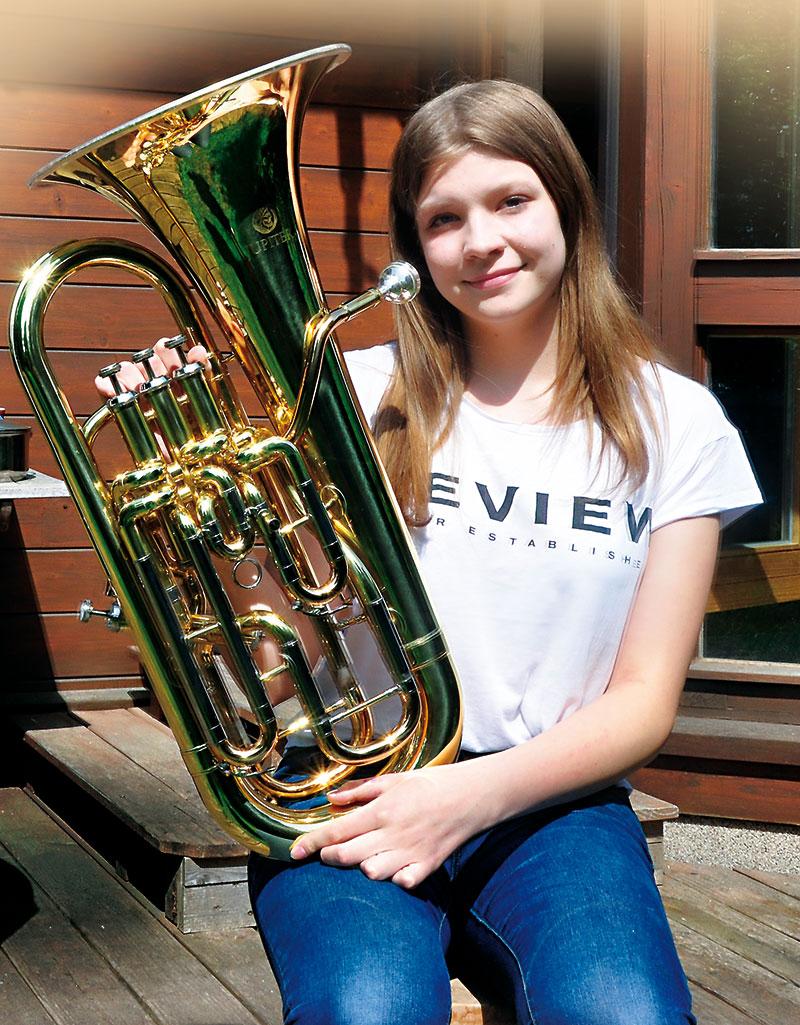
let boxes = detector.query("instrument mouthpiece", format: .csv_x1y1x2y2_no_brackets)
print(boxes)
377,262,420,304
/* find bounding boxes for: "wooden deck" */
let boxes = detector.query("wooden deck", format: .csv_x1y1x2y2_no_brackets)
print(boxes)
1,787,798,1025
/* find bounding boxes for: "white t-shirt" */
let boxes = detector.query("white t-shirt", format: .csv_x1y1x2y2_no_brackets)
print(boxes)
344,343,762,754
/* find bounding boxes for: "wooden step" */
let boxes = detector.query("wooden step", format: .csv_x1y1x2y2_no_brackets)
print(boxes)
12,708,678,939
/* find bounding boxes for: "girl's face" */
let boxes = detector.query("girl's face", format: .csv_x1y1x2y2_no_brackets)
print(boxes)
414,149,566,341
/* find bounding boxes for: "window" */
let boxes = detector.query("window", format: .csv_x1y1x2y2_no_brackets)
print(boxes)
713,0,800,248
691,2,800,677
700,334,800,665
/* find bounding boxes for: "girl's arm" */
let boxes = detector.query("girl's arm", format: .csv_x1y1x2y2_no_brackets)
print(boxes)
290,513,721,888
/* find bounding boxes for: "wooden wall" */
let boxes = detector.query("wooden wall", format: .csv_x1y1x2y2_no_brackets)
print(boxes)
0,4,490,711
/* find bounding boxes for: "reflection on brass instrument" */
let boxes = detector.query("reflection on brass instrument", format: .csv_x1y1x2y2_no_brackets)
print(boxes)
9,45,462,859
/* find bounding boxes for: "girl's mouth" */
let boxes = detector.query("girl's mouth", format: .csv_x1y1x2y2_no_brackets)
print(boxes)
465,266,522,289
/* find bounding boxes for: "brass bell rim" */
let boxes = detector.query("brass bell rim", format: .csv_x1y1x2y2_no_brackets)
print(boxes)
29,42,352,189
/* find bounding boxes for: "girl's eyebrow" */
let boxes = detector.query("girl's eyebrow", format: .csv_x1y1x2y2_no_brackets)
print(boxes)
417,176,543,211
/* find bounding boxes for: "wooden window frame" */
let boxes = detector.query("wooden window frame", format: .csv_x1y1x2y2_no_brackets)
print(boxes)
618,0,800,686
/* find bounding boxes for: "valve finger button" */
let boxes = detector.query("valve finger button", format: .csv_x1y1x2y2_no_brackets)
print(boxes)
98,363,124,395
132,347,157,380
164,334,189,365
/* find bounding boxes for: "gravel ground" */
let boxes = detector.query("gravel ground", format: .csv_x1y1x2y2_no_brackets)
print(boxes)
665,816,800,874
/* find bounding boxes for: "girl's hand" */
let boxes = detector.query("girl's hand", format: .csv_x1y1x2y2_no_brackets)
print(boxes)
94,336,209,398
290,761,489,889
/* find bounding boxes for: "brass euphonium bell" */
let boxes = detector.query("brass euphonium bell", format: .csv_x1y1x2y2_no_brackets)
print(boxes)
9,45,462,859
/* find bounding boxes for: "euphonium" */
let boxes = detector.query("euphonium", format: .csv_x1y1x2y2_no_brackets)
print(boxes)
9,45,462,860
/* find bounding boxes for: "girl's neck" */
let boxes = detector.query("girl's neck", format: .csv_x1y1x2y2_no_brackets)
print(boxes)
463,304,561,424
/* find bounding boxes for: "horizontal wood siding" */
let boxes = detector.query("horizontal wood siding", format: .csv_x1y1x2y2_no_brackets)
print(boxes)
1,21,419,709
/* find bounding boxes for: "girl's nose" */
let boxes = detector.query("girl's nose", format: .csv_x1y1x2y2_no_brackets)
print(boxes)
463,213,504,259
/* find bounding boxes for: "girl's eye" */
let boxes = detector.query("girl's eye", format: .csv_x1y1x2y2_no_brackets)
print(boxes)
503,195,529,210
427,212,458,230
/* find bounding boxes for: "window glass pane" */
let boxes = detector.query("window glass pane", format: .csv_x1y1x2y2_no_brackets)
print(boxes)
705,335,795,545
701,335,798,664
704,599,800,661
713,0,800,248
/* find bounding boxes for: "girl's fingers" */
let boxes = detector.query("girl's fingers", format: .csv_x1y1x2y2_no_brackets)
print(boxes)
326,777,387,805
94,341,210,399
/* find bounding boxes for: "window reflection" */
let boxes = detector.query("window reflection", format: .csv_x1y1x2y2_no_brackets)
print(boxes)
705,335,794,545
713,0,800,248
701,334,798,664
704,598,800,662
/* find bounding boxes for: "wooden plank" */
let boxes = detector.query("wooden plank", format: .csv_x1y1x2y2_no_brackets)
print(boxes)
80,708,230,811
0,684,149,712
628,787,678,821
0,611,141,681
0,789,267,1024
0,949,59,1025
629,764,800,826
450,978,514,1024
664,876,800,986
670,918,800,1024
1,149,390,232
0,83,177,150
0,84,404,168
668,861,800,942
168,861,253,934
736,866,800,902
0,495,85,549
0,216,390,292
638,1,708,377
710,545,800,612
0,281,394,352
684,983,761,1025
680,680,800,723
177,927,283,1024
1,548,107,614
661,716,800,767
1,15,420,107
0,282,181,352
696,278,800,327
16,713,239,855
0,802,157,1025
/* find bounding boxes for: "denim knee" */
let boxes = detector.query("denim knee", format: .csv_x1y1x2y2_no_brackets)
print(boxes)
284,968,452,1025
529,973,695,1025
248,854,453,1025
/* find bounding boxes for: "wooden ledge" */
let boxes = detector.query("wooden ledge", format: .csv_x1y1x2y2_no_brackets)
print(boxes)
11,708,678,934
663,714,800,767
14,708,680,857
13,707,243,859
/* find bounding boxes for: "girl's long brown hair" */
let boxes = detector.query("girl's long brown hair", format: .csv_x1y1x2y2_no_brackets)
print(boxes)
376,80,659,525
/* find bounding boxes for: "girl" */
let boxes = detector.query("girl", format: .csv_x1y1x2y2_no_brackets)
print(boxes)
248,81,760,1025
104,81,761,1025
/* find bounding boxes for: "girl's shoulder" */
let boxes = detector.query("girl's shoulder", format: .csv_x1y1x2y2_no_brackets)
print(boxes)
344,342,397,421
639,362,762,530
641,361,736,445
344,341,397,378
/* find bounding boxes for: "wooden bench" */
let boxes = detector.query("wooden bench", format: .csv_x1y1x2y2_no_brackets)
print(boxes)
631,712,800,825
12,707,678,934
10,707,679,1024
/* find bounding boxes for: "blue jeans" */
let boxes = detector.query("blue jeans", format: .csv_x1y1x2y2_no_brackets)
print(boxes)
248,785,695,1025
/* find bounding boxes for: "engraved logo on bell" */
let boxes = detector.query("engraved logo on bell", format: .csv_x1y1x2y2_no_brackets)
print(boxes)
248,205,292,255
252,206,279,234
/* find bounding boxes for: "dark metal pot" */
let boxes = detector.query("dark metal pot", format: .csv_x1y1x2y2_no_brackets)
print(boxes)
0,408,32,480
